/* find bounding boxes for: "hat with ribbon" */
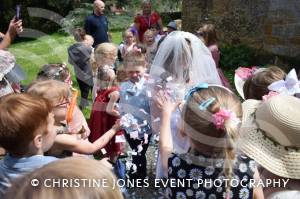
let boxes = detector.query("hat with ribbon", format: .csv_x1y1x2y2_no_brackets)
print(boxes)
239,95,300,179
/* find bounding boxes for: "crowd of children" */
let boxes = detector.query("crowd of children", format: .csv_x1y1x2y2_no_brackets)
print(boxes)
0,7,299,199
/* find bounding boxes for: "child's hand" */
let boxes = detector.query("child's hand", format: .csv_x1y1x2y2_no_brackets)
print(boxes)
154,90,181,115
112,119,121,131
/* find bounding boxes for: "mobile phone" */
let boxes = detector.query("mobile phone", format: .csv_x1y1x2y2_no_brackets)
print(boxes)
16,5,21,20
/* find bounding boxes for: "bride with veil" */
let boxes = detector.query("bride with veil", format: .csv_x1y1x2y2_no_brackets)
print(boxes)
149,31,222,178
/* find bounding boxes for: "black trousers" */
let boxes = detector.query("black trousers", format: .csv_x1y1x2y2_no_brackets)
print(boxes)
76,78,92,109
124,132,152,179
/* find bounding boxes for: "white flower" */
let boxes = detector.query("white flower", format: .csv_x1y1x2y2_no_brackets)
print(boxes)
195,190,206,199
193,183,199,189
172,157,181,167
185,156,193,165
168,167,173,175
166,187,172,197
239,188,250,199
189,168,203,180
186,189,194,197
249,160,256,172
215,159,224,168
239,163,248,173
177,169,186,178
216,186,223,193
176,192,186,199
205,166,215,176
208,194,217,199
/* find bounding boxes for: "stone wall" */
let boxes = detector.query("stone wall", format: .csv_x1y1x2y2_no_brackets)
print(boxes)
182,0,300,60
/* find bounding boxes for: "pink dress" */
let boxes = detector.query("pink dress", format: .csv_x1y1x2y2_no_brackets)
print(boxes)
208,44,231,89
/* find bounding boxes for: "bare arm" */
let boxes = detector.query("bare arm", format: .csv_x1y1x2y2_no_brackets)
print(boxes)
253,168,265,199
0,17,23,49
54,123,120,154
106,90,120,117
155,91,179,176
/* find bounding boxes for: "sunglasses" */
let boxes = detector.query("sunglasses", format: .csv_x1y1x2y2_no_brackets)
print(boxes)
55,100,69,108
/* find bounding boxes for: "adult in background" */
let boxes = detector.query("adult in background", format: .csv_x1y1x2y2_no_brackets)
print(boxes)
84,0,109,47
134,0,163,43
0,17,23,49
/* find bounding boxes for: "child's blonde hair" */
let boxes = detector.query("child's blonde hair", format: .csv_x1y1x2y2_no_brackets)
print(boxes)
91,42,117,73
182,86,242,193
27,80,71,106
123,50,146,69
144,29,154,39
4,157,124,199
243,66,286,100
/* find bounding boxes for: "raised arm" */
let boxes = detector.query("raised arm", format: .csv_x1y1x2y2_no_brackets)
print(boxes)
106,90,120,117
0,17,23,49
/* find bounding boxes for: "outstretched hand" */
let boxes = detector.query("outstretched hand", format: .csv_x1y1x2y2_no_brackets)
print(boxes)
154,90,181,115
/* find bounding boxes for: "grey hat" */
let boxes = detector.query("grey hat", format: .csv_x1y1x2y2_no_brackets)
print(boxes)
167,21,177,30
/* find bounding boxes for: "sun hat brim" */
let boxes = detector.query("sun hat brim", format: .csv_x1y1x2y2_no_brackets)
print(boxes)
239,99,300,179
0,50,16,81
234,73,245,99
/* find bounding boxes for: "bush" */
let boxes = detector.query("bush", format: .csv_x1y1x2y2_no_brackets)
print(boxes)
220,44,255,69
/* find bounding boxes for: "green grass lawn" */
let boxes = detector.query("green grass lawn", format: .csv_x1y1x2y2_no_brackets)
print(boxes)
10,31,122,118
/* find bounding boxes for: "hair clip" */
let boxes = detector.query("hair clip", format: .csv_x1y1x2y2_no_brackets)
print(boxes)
199,97,215,110
184,83,208,100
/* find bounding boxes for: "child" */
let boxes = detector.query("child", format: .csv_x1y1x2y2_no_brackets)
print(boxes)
118,29,136,60
4,157,124,199
119,50,152,179
143,29,158,71
198,24,231,88
68,28,94,109
240,95,300,198
157,84,263,198
36,63,90,139
241,66,286,100
90,42,118,101
89,67,124,161
0,93,57,197
27,80,120,157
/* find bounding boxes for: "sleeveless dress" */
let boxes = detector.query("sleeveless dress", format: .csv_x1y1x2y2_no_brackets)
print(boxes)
89,86,123,157
166,151,256,199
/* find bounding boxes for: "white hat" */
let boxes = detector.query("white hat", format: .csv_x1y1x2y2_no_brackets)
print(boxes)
239,95,300,179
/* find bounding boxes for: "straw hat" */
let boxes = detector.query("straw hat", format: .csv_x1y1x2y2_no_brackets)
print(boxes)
0,50,26,82
0,50,15,81
239,95,300,179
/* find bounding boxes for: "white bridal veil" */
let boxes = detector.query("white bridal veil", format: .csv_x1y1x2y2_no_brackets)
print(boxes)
150,31,222,90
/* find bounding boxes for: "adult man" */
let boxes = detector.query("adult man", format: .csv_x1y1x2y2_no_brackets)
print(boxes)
84,0,109,47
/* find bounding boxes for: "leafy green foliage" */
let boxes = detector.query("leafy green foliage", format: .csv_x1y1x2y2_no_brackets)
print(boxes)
220,45,255,69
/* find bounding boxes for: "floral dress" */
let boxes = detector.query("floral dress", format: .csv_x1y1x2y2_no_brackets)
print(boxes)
166,151,256,199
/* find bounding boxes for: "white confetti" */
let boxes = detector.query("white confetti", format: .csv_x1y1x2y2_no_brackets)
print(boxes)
146,90,152,97
153,117,161,123
144,134,149,144
137,144,143,153
115,134,126,143
166,76,173,82
101,148,107,155
131,164,137,173
130,131,139,139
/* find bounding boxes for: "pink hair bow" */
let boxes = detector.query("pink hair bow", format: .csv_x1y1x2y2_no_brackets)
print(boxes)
213,109,238,130
235,66,258,80
268,68,300,96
